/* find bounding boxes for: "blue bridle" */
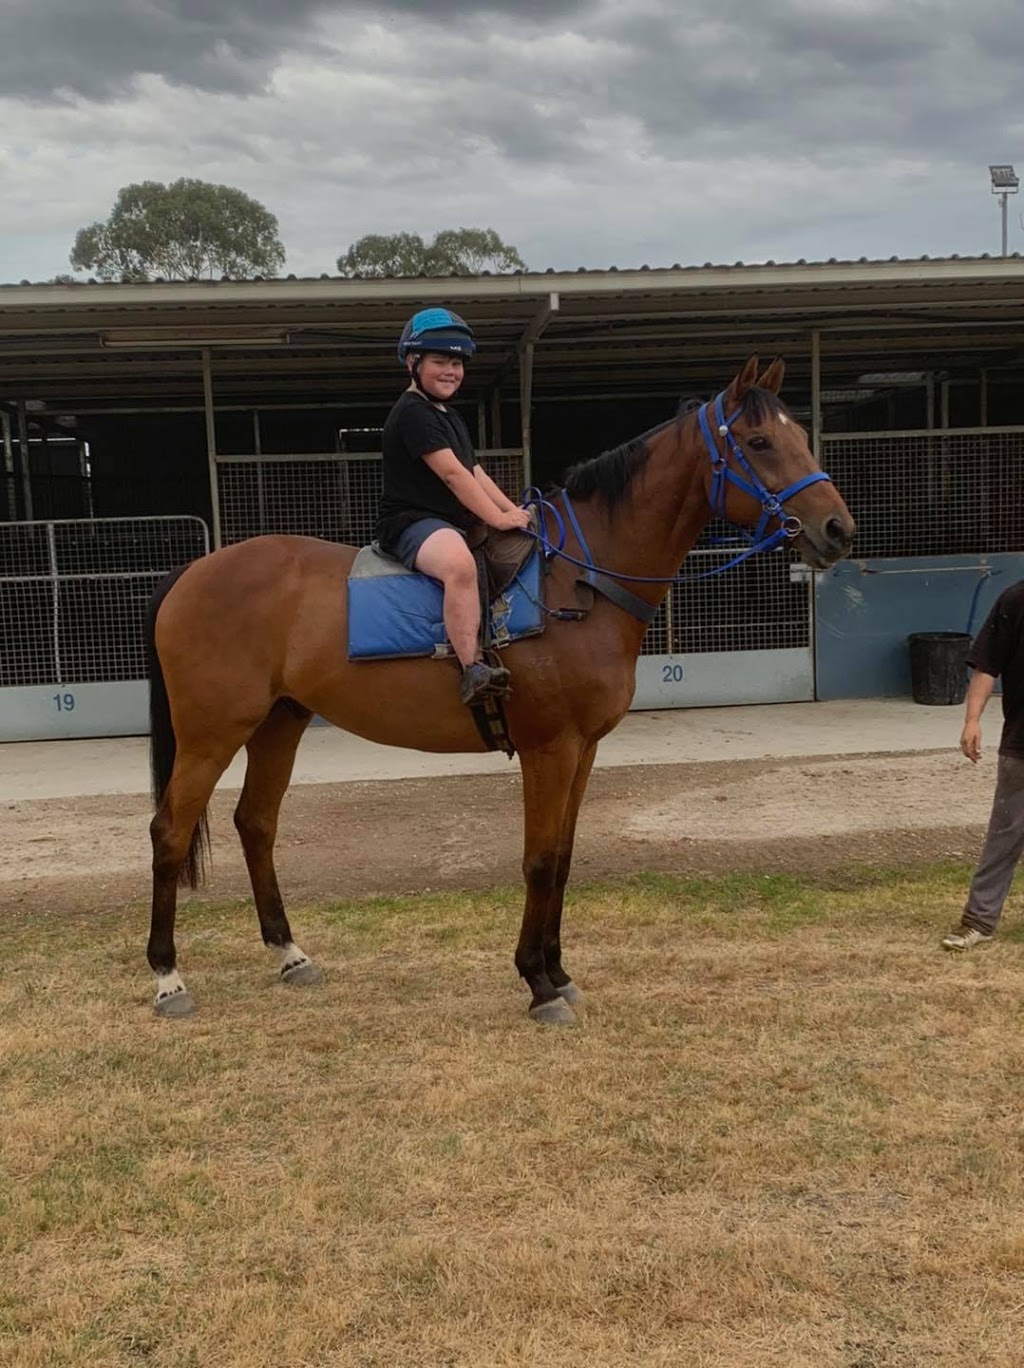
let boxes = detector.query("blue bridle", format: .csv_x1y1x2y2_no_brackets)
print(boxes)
518,388,835,622
697,389,832,555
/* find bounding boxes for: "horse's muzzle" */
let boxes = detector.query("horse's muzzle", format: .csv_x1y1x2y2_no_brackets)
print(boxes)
798,513,856,569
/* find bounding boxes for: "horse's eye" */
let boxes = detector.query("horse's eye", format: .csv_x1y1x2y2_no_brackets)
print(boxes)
747,435,771,452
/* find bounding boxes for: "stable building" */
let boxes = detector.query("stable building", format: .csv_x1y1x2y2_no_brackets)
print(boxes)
2,255,1023,740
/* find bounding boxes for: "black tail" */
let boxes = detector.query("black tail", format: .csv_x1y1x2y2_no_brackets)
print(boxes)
147,566,210,890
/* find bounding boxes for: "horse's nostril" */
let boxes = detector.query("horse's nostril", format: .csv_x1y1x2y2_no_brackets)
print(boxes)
825,516,851,546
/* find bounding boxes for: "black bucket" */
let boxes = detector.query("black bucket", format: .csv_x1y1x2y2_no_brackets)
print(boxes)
907,631,971,706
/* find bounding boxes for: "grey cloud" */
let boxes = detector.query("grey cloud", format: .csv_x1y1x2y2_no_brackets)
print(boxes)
350,0,587,16
582,1,1024,165
0,0,587,101
0,0,336,99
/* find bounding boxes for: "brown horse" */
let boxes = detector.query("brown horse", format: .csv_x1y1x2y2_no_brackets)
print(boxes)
146,356,855,1023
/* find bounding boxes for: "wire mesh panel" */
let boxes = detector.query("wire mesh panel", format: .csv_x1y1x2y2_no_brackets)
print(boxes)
821,429,1024,558
0,517,209,688
479,449,528,500
217,456,384,547
640,548,809,657
216,449,527,547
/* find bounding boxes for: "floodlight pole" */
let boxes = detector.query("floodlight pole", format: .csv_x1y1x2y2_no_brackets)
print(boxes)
989,165,1019,256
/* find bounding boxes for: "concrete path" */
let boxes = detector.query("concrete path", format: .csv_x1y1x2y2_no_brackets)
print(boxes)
0,699,965,802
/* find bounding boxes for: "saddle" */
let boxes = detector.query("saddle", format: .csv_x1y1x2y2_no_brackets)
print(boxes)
467,510,541,598
348,515,544,661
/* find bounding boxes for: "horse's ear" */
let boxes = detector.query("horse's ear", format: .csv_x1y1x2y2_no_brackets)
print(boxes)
725,355,760,405
756,356,785,394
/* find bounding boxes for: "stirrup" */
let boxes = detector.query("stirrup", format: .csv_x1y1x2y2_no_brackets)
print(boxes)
460,661,511,706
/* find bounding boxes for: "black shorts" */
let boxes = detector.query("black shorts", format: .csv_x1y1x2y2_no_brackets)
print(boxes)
390,517,466,570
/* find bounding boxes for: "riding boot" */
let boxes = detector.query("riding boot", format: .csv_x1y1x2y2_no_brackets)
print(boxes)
460,660,511,705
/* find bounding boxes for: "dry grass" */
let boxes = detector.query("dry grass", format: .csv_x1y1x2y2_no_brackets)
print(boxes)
3,866,1024,1366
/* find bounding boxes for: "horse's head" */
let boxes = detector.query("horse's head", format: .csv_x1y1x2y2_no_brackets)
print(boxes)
703,356,855,569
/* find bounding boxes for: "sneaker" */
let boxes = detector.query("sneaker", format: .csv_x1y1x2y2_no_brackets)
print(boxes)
460,661,511,706
941,925,994,952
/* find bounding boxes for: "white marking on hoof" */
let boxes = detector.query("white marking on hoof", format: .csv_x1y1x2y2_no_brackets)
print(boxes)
154,972,196,1018
556,981,583,1006
529,997,577,1026
279,942,323,986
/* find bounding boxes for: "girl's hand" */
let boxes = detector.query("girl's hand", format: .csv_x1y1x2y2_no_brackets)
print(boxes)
492,507,532,532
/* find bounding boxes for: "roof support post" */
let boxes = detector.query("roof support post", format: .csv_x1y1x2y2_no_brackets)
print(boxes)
810,328,822,459
490,386,503,449
202,348,223,549
16,399,33,521
516,292,559,491
518,341,535,489
1,409,17,522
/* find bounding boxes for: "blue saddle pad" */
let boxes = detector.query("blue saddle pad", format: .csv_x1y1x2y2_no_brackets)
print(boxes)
347,544,545,661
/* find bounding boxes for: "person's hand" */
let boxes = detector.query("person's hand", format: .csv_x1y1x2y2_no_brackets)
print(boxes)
961,721,982,763
492,507,531,532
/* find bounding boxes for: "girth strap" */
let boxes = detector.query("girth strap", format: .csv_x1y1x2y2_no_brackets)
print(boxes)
577,569,659,625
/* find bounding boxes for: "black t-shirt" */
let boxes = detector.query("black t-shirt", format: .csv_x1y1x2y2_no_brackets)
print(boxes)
968,580,1024,756
376,390,479,548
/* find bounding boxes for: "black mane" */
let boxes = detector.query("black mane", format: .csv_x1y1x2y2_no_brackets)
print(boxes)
561,386,789,508
562,419,672,507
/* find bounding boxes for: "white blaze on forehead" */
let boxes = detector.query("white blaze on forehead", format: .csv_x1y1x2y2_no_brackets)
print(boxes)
779,414,790,425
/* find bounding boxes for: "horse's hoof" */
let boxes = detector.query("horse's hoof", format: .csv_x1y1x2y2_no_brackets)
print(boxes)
281,960,324,987
154,990,196,1018
529,997,577,1026
556,981,583,1006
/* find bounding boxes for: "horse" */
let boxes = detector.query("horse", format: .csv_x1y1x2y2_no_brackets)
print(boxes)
145,356,855,1024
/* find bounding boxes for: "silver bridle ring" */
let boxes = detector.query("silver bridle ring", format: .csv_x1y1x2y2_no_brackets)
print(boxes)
781,514,803,538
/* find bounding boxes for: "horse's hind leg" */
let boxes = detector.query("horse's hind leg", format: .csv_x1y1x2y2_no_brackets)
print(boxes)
149,748,234,1017
233,699,321,987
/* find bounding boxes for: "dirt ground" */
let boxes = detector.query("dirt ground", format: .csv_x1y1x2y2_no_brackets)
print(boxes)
1,746,996,916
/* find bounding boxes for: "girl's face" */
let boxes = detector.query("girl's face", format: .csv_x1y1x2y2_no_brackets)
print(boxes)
412,351,464,400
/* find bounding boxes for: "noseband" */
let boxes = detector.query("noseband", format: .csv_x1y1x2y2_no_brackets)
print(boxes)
697,390,832,553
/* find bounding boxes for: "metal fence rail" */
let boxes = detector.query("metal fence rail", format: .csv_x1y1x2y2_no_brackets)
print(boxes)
0,516,209,688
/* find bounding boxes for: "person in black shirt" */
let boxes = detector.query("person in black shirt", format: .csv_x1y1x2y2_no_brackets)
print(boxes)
942,580,1024,949
375,308,531,705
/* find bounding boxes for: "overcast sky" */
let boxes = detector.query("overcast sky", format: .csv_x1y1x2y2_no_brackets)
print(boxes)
1,0,1022,283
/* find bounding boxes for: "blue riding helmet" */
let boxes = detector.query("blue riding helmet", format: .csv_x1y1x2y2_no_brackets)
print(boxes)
397,308,476,362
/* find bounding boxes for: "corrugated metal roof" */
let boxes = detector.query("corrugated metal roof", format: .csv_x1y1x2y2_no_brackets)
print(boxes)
3,250,1024,290
3,254,1024,411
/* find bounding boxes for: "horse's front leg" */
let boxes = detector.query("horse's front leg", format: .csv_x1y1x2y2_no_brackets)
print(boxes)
541,740,598,1008
516,740,585,1026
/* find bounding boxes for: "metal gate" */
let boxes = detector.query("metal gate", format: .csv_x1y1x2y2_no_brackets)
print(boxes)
632,543,813,708
0,516,209,741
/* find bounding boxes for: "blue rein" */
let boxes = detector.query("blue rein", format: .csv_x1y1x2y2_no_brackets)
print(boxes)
523,388,834,598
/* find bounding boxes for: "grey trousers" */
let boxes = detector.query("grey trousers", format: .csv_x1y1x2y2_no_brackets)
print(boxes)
964,752,1024,933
